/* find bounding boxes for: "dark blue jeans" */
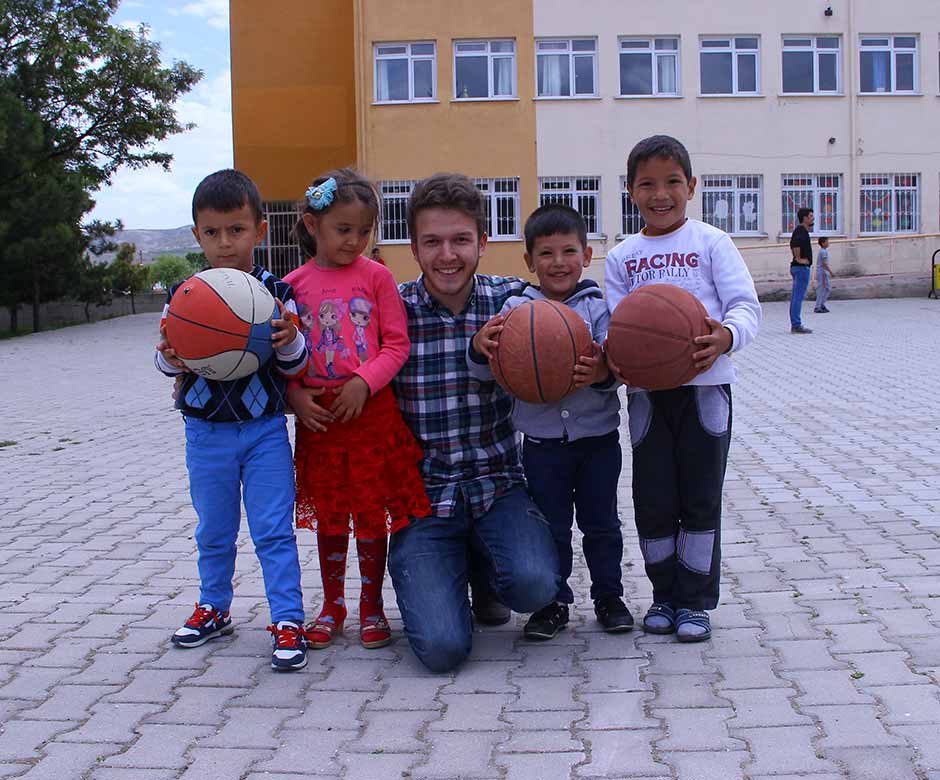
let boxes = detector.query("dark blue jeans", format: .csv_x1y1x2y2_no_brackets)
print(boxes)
388,486,559,673
790,265,811,327
522,431,623,605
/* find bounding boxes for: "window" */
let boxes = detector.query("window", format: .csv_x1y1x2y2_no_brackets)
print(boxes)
619,37,680,96
781,174,842,234
859,36,918,93
782,36,841,93
536,39,597,97
700,175,762,235
538,177,601,235
859,173,919,233
374,42,436,102
454,40,515,99
378,180,417,243
619,177,646,235
255,201,304,278
700,37,760,95
474,178,520,238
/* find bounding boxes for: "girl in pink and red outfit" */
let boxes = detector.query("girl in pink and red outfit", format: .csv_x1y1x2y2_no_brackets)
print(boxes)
285,169,430,650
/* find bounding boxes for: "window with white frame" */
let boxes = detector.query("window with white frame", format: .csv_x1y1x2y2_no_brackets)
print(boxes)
782,36,840,93
454,40,515,99
536,39,597,97
781,174,842,234
255,201,304,277
538,177,601,235
701,175,762,235
374,42,436,103
378,180,417,243
859,173,919,233
700,37,760,95
619,177,646,235
619,37,680,96
474,178,520,238
859,36,918,94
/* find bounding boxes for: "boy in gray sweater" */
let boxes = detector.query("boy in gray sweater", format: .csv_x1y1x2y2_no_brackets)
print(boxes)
467,204,631,640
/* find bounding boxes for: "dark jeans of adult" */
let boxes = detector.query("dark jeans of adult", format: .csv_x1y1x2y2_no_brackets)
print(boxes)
388,486,559,673
790,265,811,328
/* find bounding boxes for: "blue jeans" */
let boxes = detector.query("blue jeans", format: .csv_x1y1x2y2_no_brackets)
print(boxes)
790,266,811,327
522,431,623,604
388,486,559,673
185,414,304,623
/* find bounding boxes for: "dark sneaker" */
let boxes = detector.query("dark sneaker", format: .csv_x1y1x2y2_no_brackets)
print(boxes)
267,621,307,671
523,602,569,641
642,603,677,634
791,325,813,334
594,596,634,633
675,609,712,643
172,603,234,648
472,595,511,626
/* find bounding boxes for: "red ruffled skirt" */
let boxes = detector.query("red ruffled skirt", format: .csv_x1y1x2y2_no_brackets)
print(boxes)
294,385,431,539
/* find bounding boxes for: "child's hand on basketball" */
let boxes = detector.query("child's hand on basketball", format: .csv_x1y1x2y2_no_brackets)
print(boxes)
287,384,333,432
692,317,733,373
573,342,609,388
271,299,298,348
472,314,505,359
330,375,370,423
156,326,189,371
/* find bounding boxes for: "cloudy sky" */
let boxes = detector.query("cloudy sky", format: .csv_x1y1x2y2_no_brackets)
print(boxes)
89,0,232,230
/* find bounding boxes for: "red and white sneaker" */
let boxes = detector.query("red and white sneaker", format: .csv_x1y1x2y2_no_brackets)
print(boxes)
171,603,234,648
267,621,307,671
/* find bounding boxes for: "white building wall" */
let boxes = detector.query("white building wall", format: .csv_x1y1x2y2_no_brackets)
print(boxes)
533,0,940,280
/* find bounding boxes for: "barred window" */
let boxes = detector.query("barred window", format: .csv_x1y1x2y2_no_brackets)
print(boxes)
859,173,919,233
701,175,762,235
474,177,520,238
378,180,416,243
619,176,646,235
781,174,842,234
538,176,601,235
255,200,304,278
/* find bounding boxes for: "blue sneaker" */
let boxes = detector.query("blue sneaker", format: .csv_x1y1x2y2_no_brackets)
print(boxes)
268,621,307,671
172,603,234,648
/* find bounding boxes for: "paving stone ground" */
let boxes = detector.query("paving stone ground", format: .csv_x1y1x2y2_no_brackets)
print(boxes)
1,297,939,780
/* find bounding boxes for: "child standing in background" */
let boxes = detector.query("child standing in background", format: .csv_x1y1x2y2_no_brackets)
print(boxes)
814,236,833,313
285,169,431,650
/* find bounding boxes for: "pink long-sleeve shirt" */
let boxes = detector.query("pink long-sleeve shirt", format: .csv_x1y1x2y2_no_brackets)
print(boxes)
285,256,410,394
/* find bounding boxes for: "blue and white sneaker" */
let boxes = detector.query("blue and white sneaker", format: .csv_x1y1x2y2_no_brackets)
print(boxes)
172,603,234,648
267,621,307,671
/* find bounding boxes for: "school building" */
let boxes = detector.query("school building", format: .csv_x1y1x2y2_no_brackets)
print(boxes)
229,0,940,283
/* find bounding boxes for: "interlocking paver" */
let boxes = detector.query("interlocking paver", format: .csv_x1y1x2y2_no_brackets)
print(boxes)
1,300,939,778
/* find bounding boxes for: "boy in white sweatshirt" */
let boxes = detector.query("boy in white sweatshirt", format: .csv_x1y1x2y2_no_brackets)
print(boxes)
605,135,761,642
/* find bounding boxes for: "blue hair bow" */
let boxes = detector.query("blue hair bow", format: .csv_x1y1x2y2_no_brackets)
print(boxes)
305,177,337,210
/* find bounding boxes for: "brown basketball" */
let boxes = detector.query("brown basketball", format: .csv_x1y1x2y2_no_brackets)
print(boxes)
606,284,709,390
490,299,593,404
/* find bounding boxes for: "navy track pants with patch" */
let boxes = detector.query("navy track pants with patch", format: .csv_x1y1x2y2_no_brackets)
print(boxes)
627,385,731,611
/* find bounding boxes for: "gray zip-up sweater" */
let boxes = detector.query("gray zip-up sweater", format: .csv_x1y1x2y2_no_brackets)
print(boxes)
467,280,622,442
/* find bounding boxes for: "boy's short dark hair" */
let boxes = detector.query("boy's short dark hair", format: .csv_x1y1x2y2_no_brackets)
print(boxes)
407,173,487,240
524,203,587,254
626,134,693,188
192,169,263,225
818,236,829,245
797,207,813,223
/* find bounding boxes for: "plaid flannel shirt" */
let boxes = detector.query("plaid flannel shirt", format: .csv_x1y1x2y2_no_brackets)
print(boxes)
394,274,528,520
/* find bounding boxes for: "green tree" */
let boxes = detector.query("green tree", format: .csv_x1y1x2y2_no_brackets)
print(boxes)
185,251,207,271
74,255,112,322
149,254,197,290
0,0,202,329
109,242,149,314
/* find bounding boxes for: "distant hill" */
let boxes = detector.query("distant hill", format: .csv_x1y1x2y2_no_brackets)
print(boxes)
99,226,200,264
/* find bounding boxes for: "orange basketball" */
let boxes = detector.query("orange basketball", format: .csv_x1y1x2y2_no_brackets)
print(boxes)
605,284,709,390
490,299,593,404
164,268,277,381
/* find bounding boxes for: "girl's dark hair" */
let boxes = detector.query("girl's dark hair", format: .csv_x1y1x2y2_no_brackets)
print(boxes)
293,168,380,258
626,134,693,188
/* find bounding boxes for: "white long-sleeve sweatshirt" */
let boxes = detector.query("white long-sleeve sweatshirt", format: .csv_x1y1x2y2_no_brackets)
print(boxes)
604,218,761,387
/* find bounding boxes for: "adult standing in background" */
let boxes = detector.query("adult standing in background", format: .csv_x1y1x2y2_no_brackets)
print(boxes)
789,208,814,334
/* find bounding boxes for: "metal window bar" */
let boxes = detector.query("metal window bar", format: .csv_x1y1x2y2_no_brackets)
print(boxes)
255,200,304,278
538,176,600,234
781,174,841,234
378,180,416,242
475,178,519,238
859,172,918,233
619,177,645,235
